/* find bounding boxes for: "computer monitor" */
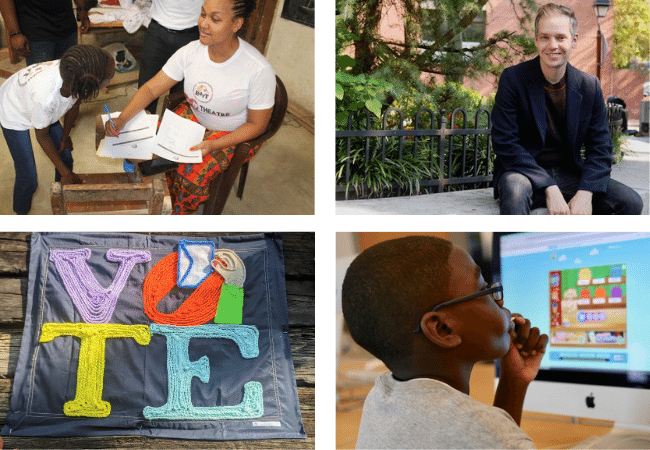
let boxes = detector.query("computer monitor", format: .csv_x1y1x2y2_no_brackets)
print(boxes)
493,232,650,429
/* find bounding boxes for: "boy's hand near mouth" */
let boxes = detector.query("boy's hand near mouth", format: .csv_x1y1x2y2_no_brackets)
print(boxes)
494,314,549,425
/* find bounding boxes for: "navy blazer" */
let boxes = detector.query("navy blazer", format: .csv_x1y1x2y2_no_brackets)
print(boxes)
491,56,612,198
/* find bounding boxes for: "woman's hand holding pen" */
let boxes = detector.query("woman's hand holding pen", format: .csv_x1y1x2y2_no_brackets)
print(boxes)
501,314,549,385
104,116,124,137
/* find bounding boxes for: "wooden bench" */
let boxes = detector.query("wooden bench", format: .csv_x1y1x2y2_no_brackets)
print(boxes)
0,232,314,449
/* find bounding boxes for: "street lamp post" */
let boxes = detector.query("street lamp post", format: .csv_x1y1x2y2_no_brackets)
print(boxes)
593,0,611,81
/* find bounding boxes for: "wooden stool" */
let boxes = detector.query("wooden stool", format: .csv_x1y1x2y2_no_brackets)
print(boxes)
51,170,171,215
48,113,172,215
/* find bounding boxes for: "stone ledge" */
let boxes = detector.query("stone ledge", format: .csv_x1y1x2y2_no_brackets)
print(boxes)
336,188,549,215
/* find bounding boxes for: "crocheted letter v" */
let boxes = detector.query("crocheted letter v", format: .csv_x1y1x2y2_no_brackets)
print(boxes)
50,248,151,324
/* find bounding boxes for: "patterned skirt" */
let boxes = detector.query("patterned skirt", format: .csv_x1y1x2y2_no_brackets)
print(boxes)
165,102,262,215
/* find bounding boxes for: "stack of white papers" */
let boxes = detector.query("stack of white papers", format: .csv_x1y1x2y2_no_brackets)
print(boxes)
97,109,206,164
152,110,205,164
98,110,157,160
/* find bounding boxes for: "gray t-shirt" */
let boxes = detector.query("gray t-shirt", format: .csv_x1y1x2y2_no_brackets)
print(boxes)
356,372,536,449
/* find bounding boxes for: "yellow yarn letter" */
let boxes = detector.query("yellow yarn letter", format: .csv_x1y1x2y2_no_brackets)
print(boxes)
40,323,151,418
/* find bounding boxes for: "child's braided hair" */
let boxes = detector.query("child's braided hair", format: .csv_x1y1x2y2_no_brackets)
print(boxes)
232,0,256,19
59,45,114,102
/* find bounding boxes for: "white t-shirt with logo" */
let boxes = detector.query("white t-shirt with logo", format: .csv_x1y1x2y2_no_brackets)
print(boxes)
0,60,77,131
162,39,276,132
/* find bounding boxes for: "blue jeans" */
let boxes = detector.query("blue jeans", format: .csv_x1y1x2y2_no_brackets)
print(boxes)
138,19,199,113
2,122,73,214
497,168,644,215
25,32,77,66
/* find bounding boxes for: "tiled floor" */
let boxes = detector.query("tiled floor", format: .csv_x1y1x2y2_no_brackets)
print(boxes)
0,80,314,215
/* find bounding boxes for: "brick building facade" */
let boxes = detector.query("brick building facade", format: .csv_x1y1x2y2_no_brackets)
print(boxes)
372,0,648,119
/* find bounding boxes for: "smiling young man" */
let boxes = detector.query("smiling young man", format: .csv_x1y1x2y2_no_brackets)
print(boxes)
342,236,547,449
491,3,643,215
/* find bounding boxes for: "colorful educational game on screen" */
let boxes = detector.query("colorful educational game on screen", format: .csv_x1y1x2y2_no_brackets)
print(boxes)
549,264,627,349
499,232,650,374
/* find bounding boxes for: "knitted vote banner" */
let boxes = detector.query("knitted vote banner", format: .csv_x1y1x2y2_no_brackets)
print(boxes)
1,232,305,440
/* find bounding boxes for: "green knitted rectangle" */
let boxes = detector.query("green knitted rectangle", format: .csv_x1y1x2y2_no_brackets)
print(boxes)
214,284,244,324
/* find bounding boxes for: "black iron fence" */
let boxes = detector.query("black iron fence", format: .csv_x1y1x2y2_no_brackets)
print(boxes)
336,104,626,201
336,107,493,200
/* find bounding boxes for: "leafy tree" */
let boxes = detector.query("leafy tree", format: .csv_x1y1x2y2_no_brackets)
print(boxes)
337,0,538,83
613,0,650,69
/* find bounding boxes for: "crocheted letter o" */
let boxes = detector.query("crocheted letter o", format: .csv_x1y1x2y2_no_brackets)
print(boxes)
142,253,224,326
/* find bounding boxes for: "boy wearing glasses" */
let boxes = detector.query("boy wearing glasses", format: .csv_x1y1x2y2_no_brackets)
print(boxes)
342,236,547,449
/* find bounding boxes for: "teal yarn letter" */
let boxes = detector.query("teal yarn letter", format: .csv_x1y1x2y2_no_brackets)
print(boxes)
143,324,264,420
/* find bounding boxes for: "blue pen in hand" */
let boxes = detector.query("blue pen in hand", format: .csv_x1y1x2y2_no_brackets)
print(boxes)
103,104,119,136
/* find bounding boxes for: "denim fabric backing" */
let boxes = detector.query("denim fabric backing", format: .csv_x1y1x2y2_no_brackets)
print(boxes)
1,232,305,440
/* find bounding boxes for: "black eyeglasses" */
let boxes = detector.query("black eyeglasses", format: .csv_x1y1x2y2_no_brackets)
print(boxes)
413,282,504,333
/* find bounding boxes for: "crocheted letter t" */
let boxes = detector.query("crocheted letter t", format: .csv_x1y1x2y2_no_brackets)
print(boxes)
39,323,151,418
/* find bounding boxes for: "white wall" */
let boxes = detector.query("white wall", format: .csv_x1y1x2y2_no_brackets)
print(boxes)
264,1,314,114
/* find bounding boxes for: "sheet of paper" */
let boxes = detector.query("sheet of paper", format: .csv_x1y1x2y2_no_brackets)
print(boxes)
152,111,205,164
97,110,158,159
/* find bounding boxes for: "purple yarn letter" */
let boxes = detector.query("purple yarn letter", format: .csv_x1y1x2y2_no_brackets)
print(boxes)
50,248,151,323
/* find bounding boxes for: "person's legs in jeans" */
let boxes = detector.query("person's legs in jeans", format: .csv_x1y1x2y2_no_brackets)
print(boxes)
26,32,77,65
2,126,38,214
48,121,73,182
592,179,644,215
497,171,535,214
52,32,77,60
25,40,56,66
551,167,643,215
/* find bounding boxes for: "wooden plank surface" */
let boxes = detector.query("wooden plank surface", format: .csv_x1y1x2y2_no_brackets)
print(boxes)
0,232,314,449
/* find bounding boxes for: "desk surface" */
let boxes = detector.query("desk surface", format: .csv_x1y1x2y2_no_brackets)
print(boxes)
0,232,314,449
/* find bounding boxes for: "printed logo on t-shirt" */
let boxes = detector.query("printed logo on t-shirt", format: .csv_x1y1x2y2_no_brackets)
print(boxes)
18,61,55,86
193,82,213,103
190,82,232,118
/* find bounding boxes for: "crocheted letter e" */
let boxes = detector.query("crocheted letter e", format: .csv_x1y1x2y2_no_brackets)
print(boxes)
143,324,263,420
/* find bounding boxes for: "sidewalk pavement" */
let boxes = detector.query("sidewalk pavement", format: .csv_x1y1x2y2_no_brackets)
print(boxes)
336,135,649,215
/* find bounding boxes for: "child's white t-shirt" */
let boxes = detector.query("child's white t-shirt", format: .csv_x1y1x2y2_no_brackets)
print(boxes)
0,60,77,131
162,39,276,132
356,372,536,449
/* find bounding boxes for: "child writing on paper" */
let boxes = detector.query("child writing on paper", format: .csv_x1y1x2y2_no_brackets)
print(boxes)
342,236,548,449
0,44,115,214
104,0,275,215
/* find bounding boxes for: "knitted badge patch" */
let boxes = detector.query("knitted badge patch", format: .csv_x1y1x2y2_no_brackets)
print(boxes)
1,233,306,440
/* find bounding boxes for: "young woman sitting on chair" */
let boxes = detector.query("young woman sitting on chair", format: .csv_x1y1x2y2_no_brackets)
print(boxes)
105,0,275,215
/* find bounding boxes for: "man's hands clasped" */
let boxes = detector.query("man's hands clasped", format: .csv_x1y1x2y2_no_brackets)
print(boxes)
545,185,593,215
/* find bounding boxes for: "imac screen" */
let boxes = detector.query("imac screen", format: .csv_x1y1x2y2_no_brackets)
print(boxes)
495,232,650,387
